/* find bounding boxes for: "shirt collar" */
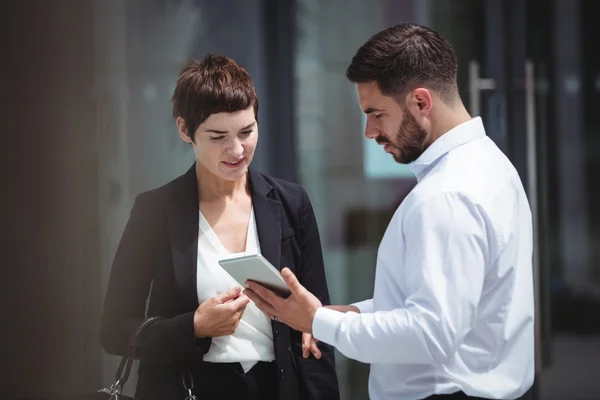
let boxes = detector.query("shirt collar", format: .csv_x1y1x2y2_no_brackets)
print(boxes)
408,117,486,180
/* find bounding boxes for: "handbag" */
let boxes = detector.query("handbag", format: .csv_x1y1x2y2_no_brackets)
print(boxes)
77,317,196,400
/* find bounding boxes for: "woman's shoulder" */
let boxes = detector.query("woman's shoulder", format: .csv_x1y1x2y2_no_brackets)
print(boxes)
260,173,301,192
252,170,309,203
133,170,191,209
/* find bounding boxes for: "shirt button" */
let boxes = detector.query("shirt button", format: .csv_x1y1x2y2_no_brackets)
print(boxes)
280,368,284,379
275,330,279,340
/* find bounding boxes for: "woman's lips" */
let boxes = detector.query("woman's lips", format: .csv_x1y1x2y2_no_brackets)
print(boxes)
222,158,245,168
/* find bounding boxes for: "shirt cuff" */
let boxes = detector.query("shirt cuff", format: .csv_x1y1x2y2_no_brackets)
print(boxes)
312,307,345,346
351,299,373,313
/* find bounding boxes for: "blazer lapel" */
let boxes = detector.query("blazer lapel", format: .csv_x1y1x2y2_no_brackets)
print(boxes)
248,170,286,338
249,169,283,271
167,165,200,307
166,166,283,309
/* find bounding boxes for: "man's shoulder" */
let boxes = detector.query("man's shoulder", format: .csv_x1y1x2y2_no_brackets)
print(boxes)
400,185,482,226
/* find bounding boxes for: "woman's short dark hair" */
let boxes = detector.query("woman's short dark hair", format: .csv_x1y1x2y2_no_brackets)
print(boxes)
346,22,459,103
171,54,259,141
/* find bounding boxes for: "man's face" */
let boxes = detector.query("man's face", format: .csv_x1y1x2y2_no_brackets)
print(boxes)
356,81,429,164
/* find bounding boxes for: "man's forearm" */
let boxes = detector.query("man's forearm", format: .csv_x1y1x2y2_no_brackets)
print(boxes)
325,305,360,313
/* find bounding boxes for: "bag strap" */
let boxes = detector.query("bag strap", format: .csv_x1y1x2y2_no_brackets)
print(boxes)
102,316,163,396
101,316,196,399
182,369,196,400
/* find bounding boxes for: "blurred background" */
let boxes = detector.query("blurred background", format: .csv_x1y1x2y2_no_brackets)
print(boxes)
1,0,599,399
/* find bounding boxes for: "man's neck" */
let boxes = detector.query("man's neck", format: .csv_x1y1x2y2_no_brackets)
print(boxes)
429,103,472,143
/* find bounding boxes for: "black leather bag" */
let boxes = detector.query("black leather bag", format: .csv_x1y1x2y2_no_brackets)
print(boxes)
76,317,195,400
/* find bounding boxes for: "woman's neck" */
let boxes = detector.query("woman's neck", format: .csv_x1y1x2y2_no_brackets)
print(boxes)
196,163,249,202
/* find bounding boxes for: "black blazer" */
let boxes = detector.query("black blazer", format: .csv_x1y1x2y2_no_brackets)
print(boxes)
100,165,340,400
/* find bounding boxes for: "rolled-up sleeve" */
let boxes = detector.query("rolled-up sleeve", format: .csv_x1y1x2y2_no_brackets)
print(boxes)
312,192,488,365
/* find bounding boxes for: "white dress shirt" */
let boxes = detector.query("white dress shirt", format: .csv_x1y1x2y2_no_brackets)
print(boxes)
313,117,535,399
196,207,275,373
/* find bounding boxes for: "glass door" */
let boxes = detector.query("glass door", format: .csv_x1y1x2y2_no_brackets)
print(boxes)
527,0,600,399
465,0,600,398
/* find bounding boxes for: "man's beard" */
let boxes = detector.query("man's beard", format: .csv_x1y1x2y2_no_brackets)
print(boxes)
375,110,428,164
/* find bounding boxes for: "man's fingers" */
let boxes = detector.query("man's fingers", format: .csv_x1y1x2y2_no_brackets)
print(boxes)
310,339,322,359
244,289,277,316
281,268,303,294
302,333,321,359
245,281,280,305
302,333,311,358
216,286,242,303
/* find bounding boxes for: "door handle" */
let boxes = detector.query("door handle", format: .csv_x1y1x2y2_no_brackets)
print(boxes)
525,60,542,374
468,60,497,116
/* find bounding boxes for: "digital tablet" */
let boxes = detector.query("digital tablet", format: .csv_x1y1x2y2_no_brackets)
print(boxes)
218,254,292,298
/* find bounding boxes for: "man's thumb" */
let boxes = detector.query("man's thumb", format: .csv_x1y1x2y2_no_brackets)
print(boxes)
281,268,302,293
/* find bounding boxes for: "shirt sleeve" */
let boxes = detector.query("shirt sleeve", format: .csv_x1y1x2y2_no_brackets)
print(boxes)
312,192,488,364
351,299,373,313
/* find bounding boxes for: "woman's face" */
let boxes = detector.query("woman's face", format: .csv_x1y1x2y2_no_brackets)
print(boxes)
177,107,258,182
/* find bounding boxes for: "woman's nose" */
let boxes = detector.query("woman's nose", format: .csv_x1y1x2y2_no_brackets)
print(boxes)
227,139,244,156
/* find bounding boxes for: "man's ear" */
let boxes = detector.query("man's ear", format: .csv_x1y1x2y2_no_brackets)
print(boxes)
411,88,433,116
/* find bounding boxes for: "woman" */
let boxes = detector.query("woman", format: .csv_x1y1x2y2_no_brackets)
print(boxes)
100,54,339,400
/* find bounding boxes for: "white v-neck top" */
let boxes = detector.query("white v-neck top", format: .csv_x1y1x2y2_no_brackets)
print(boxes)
196,207,275,373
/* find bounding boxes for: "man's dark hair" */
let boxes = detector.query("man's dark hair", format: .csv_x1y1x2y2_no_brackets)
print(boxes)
172,54,259,141
346,22,459,103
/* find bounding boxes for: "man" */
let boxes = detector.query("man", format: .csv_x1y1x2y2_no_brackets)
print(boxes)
245,22,534,400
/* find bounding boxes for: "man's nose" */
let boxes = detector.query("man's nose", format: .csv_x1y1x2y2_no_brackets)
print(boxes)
364,121,379,139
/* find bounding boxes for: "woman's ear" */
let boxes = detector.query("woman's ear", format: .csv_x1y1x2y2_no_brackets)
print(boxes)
176,116,193,143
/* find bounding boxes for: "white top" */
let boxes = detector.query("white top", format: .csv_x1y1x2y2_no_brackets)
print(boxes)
313,117,535,400
196,207,275,373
